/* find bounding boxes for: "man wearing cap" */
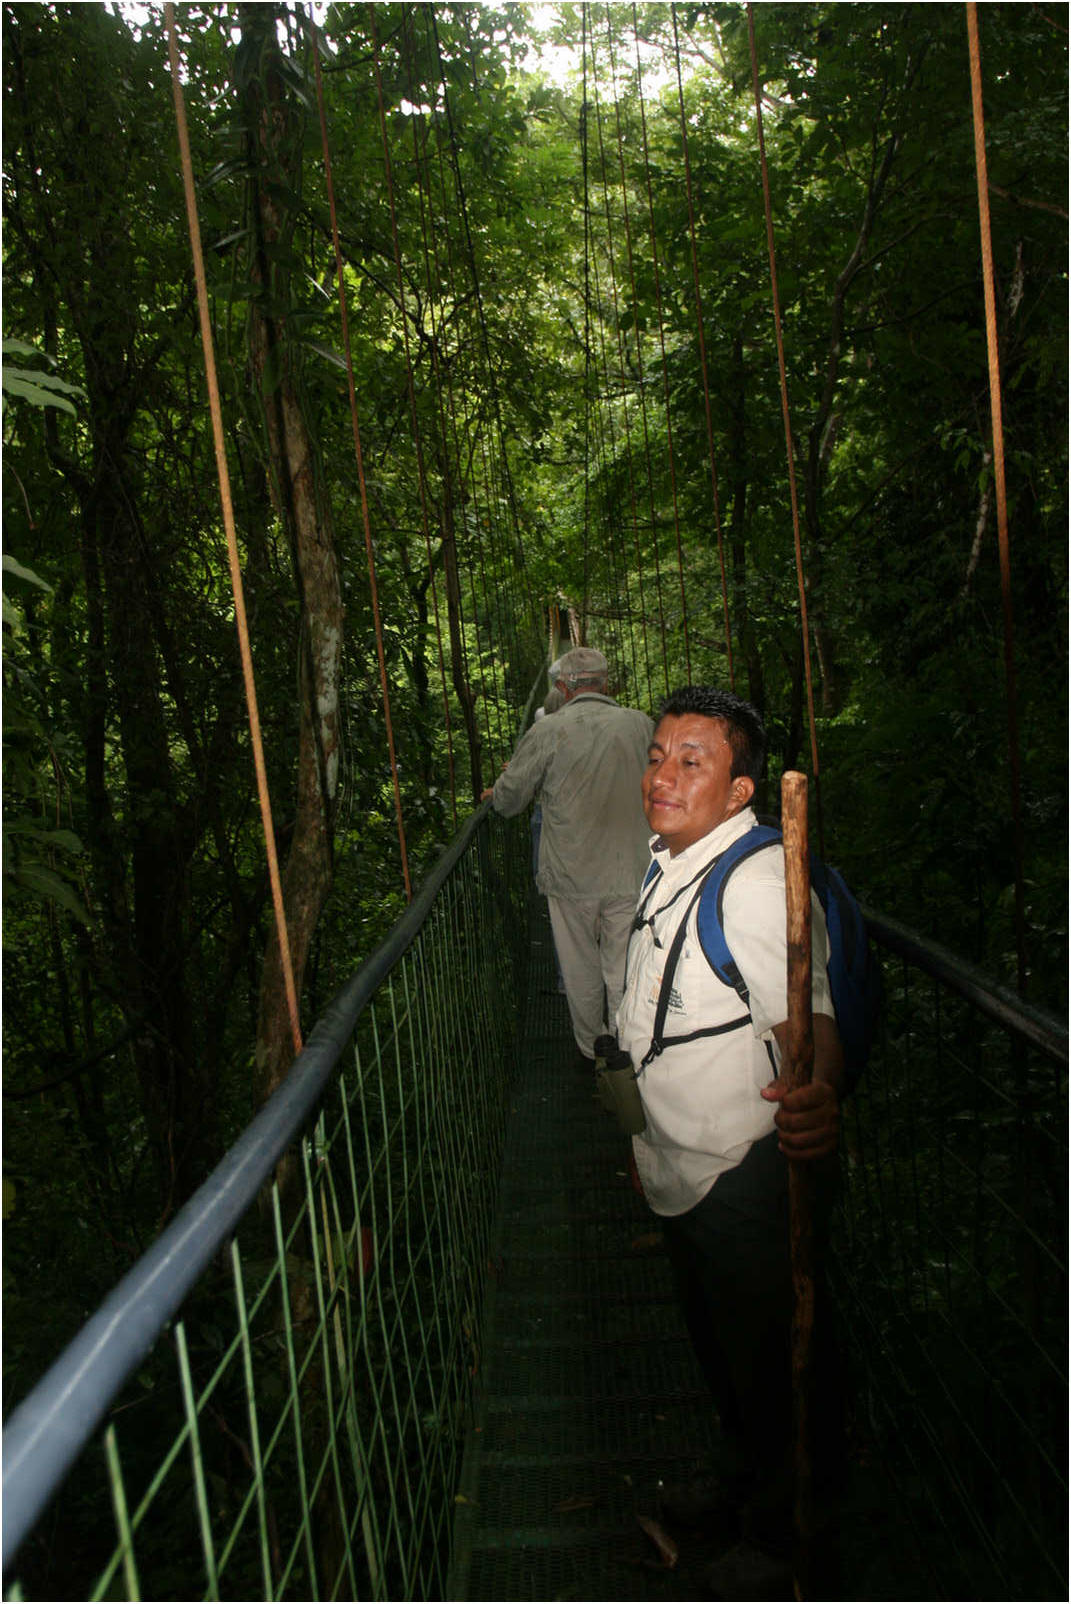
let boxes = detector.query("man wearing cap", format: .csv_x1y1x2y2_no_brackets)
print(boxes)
482,648,653,1069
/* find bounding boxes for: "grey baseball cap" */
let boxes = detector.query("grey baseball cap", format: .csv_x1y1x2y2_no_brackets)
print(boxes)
555,647,608,687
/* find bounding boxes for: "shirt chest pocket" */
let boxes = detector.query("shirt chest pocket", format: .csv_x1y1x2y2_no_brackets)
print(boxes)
672,933,750,1030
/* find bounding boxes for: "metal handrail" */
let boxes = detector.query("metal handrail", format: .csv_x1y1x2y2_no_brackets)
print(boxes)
0,798,499,1579
863,904,1068,1065
3,752,1064,1592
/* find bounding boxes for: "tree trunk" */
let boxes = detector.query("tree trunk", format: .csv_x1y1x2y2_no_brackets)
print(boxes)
240,5,343,1105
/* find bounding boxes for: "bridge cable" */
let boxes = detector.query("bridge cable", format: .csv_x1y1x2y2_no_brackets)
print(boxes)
602,7,672,697
581,3,594,639
429,11,542,658
630,2,692,683
311,12,412,900
965,2,1027,994
165,4,303,1054
428,8,543,774
583,43,643,697
670,4,735,690
588,38,657,706
746,2,824,855
400,4,461,829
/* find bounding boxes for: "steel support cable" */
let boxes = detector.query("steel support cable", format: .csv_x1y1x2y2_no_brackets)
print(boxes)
670,3,735,690
604,7,671,696
584,53,642,693
310,14,412,900
413,62,480,805
589,48,656,705
428,11,541,657
590,232,637,689
474,429,511,762
427,116,483,768
581,6,632,678
461,407,498,762
746,3,824,852
398,3,460,829
630,1,692,682
588,274,635,687
965,3,1027,994
425,12,539,756
581,4,594,637
164,5,302,1056
481,426,529,754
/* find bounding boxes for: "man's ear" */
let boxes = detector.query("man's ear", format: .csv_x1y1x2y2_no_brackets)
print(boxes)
729,774,755,813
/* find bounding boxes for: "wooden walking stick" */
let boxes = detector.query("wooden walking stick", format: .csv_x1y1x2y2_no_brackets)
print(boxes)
781,770,815,1598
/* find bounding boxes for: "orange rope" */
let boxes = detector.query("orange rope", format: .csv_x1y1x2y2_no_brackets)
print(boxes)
671,4,735,690
965,3,1027,992
311,13,411,901
165,5,302,1056
746,3,823,846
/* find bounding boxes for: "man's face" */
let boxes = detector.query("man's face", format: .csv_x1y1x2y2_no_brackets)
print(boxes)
642,714,754,855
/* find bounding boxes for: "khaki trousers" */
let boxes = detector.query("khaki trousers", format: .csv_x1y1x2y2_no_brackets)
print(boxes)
547,893,636,1058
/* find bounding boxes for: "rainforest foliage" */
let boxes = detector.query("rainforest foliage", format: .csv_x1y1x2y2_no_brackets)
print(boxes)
3,1,1067,1398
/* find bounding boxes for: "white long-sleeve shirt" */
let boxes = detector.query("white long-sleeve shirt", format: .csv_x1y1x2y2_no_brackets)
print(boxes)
616,807,834,1216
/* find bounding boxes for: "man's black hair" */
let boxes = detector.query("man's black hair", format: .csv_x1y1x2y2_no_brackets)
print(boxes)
656,686,767,783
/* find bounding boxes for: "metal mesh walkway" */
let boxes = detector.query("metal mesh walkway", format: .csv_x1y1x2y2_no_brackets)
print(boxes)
448,899,731,1601
446,896,939,1604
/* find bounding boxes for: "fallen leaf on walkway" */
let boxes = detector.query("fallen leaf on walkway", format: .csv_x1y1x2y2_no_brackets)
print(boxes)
636,1513,679,1569
629,1232,663,1254
552,1494,598,1513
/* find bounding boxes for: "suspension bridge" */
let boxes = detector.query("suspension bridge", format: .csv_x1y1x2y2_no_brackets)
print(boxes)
2,796,1065,1598
2,3,1066,1599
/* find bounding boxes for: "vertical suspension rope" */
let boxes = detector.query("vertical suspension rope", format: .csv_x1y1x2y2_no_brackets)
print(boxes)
584,38,643,697
430,11,541,658
165,4,302,1056
746,3,824,851
604,8,671,695
590,46,657,706
630,2,692,681
965,3,1027,993
400,3,460,829
312,12,412,900
671,4,735,689
581,3,594,640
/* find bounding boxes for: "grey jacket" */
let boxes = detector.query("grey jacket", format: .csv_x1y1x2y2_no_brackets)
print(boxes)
492,692,653,899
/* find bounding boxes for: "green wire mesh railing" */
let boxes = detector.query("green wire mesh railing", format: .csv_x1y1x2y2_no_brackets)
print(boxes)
4,822,1067,1601
3,805,530,1602
831,913,1068,1601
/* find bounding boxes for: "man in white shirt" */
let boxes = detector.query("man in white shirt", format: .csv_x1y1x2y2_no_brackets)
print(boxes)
483,648,652,1067
616,685,842,1573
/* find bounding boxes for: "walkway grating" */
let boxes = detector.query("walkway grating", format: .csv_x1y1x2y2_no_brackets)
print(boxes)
448,902,727,1602
448,898,933,1603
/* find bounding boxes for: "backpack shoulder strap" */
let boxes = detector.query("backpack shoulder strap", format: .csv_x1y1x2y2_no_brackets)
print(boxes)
640,840,765,1067
695,825,783,1003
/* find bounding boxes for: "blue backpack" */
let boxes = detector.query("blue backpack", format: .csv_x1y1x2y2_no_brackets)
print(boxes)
637,825,880,1088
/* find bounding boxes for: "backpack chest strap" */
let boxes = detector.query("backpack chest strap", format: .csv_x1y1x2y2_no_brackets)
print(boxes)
640,870,751,1068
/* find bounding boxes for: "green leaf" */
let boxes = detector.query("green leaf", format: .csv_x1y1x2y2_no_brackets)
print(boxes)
3,556,53,592
7,865,90,925
2,376,76,415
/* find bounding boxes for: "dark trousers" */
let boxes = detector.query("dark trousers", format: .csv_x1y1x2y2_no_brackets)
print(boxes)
661,1133,843,1509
